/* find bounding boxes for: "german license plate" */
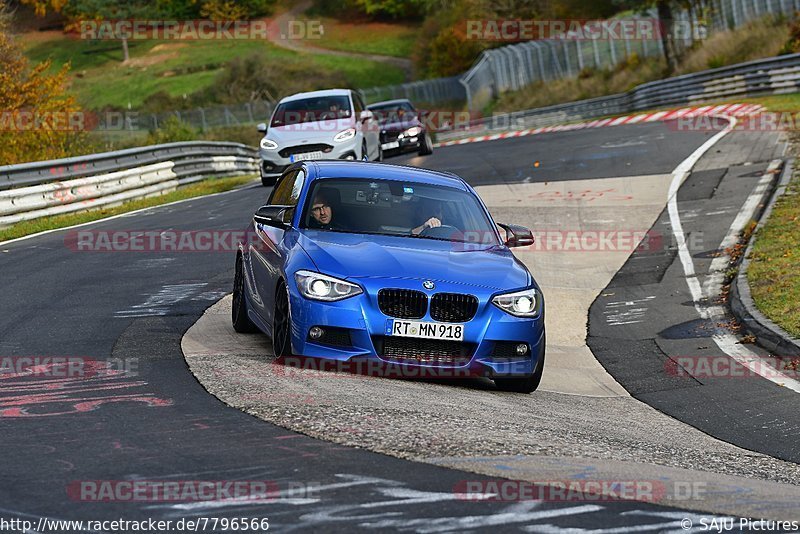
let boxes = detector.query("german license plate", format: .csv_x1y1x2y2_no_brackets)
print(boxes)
386,319,464,341
381,141,400,150
290,151,324,162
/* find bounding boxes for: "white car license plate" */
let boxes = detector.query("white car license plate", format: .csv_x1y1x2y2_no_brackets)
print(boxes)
381,141,400,150
290,151,324,162
386,319,464,341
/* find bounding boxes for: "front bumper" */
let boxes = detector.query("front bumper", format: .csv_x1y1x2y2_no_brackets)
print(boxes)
380,132,422,154
286,277,544,377
260,138,360,177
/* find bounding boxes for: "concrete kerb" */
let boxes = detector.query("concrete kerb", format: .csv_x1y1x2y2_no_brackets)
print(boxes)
731,157,800,358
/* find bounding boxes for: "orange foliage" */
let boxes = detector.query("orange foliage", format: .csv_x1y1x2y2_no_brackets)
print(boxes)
0,2,86,165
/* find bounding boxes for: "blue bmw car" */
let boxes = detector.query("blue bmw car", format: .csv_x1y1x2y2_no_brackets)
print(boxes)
232,161,545,393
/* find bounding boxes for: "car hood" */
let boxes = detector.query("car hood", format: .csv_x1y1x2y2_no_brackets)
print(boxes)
379,117,422,132
297,231,530,291
267,118,356,145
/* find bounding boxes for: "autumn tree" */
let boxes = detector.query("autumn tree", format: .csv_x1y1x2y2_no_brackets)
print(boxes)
0,1,86,165
63,0,162,62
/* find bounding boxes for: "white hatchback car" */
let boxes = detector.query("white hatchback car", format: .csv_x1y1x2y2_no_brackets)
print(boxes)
256,89,381,186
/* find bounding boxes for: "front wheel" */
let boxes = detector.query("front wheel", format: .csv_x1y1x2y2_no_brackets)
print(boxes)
232,254,258,333
418,133,433,156
261,174,277,187
272,283,292,358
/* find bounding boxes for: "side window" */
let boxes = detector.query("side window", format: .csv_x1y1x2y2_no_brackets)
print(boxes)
267,170,298,206
288,169,306,205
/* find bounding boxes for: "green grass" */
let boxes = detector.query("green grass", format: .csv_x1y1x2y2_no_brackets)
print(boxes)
306,52,405,88
312,18,418,58
734,94,800,339
22,34,404,109
739,93,800,113
0,174,256,244
747,166,800,338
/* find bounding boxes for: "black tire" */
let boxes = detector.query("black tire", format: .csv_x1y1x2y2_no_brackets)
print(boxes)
261,175,277,187
272,282,292,358
362,142,369,162
494,339,545,393
232,254,258,333
418,133,433,156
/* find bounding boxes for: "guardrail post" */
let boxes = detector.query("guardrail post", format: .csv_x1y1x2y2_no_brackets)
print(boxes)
562,41,573,76
459,77,473,112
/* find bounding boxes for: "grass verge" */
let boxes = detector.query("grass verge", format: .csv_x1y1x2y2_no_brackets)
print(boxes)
730,94,800,338
0,174,256,244
746,162,800,338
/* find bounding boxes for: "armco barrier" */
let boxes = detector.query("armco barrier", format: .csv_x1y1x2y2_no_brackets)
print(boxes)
0,142,258,228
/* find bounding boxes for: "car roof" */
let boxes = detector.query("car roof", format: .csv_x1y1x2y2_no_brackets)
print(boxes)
367,99,413,108
309,161,467,190
279,89,352,104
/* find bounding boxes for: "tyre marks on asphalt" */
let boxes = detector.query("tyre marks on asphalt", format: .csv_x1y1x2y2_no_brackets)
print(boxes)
114,283,227,318
603,296,656,327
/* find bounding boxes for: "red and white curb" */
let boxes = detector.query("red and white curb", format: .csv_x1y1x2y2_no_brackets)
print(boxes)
433,103,765,148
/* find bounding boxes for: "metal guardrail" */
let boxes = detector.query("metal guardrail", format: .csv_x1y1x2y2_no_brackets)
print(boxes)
435,52,800,142
0,142,258,227
0,141,257,190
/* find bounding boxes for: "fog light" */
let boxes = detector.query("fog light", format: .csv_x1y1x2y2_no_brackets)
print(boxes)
309,326,324,340
516,343,529,356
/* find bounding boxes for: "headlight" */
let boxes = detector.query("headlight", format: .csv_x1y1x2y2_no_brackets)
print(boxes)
492,288,541,317
402,126,422,137
333,128,356,142
260,138,278,150
294,270,362,301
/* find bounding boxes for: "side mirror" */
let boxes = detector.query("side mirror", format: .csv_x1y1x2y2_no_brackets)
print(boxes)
359,110,373,122
256,122,267,133
497,223,534,248
254,205,293,228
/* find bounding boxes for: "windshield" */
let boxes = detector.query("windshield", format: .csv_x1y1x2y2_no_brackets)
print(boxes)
368,101,416,125
271,95,352,127
301,178,500,245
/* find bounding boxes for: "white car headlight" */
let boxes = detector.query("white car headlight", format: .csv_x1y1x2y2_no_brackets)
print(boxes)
333,128,356,142
492,288,541,318
402,126,422,137
295,270,362,301
260,138,278,150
